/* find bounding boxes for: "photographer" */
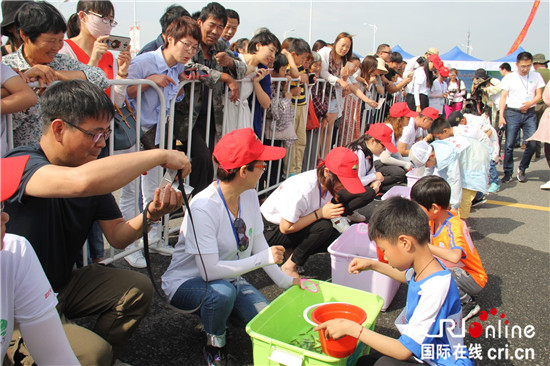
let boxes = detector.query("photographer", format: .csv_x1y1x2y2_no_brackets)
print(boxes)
471,68,502,123
444,68,466,119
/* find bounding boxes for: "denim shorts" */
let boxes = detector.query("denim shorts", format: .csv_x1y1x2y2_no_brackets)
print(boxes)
328,98,339,114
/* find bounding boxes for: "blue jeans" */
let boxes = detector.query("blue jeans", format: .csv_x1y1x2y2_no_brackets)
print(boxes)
503,109,536,176
489,160,499,185
170,277,268,346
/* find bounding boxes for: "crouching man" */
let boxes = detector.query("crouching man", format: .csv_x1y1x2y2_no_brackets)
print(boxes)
4,79,191,365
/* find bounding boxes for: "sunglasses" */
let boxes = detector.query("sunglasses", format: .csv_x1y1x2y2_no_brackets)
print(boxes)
233,217,249,252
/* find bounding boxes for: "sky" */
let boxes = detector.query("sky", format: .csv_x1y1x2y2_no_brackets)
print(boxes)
6,0,550,61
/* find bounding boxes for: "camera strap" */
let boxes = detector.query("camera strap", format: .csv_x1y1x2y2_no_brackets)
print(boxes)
142,169,208,314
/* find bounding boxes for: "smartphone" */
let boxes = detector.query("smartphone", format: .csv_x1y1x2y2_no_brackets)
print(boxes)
105,35,130,51
308,73,316,85
183,68,208,77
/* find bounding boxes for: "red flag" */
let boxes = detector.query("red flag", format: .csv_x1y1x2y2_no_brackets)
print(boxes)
507,0,540,55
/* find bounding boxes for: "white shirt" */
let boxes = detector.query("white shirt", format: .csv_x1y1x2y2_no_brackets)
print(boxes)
1,234,58,358
399,118,425,149
412,67,430,105
429,79,447,113
261,170,333,224
501,71,545,109
162,184,292,300
453,125,492,149
355,149,376,186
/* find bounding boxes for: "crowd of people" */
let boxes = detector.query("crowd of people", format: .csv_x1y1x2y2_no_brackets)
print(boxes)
1,1,549,366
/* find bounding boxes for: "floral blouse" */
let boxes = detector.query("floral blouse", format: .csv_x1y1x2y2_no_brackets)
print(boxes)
2,47,109,147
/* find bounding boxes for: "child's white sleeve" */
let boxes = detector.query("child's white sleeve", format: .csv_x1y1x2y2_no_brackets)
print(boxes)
19,308,80,365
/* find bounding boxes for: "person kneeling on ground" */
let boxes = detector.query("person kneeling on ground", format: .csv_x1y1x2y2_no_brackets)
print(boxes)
162,128,300,365
261,147,365,277
4,79,191,365
314,197,474,365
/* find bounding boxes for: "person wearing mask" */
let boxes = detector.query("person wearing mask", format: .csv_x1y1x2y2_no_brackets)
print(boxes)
1,1,109,147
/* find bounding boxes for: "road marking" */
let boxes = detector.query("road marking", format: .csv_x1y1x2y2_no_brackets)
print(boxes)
486,200,550,212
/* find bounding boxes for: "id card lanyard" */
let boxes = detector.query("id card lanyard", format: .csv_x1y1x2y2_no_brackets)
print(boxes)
216,181,241,256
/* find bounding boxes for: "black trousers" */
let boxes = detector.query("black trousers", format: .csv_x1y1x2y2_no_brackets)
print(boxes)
263,216,340,266
406,93,429,111
374,161,407,193
188,113,215,195
335,187,376,216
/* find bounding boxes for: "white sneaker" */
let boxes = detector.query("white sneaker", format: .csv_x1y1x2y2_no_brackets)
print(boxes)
331,217,351,233
347,210,366,222
124,249,146,268
541,181,550,190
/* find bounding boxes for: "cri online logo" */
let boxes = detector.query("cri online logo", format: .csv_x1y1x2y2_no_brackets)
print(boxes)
468,307,535,339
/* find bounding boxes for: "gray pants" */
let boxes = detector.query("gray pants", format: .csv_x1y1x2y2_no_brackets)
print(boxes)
450,267,483,303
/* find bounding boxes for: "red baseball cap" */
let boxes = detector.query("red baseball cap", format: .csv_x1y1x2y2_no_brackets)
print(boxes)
213,128,286,171
427,54,443,71
389,102,418,118
324,147,365,194
421,107,439,120
1,155,29,202
439,66,450,78
366,124,397,153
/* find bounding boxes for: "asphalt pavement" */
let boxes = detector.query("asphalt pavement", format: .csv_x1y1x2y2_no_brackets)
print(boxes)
83,149,550,366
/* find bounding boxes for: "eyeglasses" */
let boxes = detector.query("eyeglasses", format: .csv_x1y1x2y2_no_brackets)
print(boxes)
63,120,111,143
380,51,391,54
233,218,249,252
178,40,199,53
254,162,267,171
87,11,118,27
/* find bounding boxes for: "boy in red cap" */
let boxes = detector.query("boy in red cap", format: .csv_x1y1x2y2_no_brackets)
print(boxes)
261,147,365,277
162,128,300,365
1,155,78,364
398,106,439,157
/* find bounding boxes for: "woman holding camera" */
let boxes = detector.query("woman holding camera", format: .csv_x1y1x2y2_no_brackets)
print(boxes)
444,68,466,118
60,0,130,106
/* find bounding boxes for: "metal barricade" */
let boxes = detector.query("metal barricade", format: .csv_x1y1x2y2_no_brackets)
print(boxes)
1,75,408,266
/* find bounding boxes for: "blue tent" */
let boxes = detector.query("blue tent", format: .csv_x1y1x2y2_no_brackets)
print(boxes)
440,46,482,61
391,44,414,59
492,46,526,62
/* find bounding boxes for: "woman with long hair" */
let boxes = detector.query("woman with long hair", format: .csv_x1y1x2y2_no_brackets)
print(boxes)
406,54,441,113
317,32,355,158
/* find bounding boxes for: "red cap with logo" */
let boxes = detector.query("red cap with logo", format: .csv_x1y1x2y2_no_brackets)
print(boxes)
1,155,29,202
366,124,398,153
213,128,286,171
389,102,418,118
323,147,365,194
421,107,440,120
439,66,450,78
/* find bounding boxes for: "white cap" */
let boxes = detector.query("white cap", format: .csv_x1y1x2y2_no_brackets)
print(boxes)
409,141,433,168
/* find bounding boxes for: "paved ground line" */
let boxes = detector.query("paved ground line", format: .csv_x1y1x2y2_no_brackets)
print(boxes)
486,199,550,212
